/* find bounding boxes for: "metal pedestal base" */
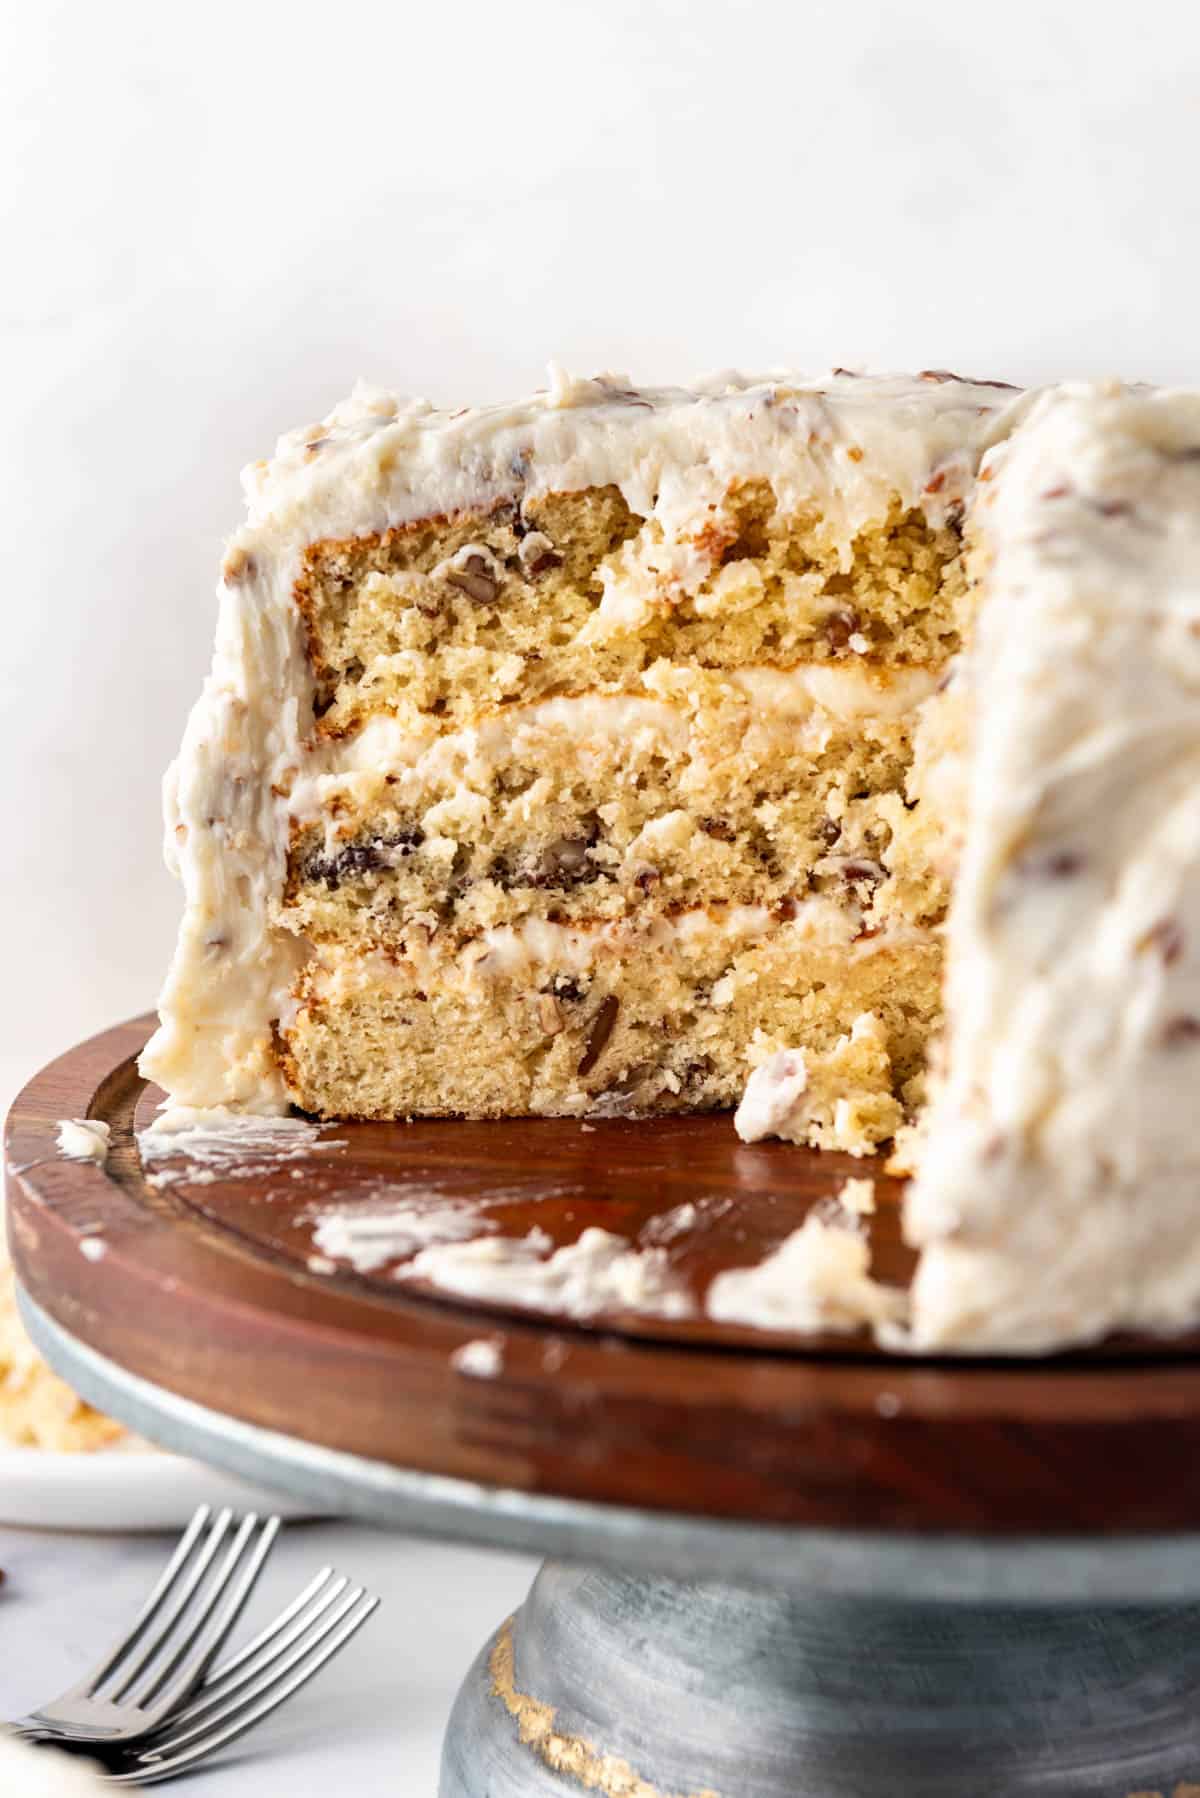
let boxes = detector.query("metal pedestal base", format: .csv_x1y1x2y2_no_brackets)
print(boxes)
442,1562,1200,1797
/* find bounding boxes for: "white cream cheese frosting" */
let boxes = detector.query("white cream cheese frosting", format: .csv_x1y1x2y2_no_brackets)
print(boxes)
142,368,1015,1119
311,1199,493,1273
708,1208,905,1334
905,382,1200,1352
55,1118,111,1164
733,1048,810,1142
397,1224,693,1320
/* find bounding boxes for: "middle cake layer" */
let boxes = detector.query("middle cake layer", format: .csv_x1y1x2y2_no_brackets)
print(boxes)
280,662,945,950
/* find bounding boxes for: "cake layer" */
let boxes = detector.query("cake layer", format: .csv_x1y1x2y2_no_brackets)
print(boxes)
279,902,941,1126
297,483,965,735
280,664,944,949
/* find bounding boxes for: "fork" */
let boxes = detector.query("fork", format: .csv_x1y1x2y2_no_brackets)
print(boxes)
100,1570,380,1784
11,1506,281,1747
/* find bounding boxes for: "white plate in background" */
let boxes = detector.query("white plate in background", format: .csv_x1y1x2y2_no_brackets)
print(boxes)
0,1447,320,1531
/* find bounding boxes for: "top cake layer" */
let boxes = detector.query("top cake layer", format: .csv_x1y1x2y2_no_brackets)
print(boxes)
262,370,1025,734
905,381,1200,1351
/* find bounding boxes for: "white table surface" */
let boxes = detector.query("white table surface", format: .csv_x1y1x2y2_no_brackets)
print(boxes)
0,1521,540,1795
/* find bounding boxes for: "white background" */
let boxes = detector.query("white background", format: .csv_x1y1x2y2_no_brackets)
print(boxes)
2,0,1199,1787
4,0,1200,1112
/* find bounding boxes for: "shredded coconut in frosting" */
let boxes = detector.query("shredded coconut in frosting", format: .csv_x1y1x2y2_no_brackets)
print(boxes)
734,1049,809,1142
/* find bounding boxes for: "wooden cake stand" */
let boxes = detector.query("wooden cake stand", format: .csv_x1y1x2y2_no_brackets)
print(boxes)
9,1017,1200,1796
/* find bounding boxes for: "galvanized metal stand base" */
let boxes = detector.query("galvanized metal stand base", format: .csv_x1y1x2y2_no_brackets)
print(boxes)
441,1562,1200,1797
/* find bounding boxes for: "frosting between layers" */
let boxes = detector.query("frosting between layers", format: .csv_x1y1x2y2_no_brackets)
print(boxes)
287,662,941,828
905,382,1200,1352
143,369,1010,1117
298,899,931,1002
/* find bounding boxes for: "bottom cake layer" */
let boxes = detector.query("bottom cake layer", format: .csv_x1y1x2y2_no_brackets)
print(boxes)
279,902,941,1137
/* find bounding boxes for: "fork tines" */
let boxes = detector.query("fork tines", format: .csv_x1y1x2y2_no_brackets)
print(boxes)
107,1575,381,1785
12,1502,381,1784
93,1507,282,1717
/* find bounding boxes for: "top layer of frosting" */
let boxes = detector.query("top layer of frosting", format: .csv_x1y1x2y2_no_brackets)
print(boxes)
239,367,1025,551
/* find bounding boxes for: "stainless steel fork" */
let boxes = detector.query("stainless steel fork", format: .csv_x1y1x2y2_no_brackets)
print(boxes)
11,1506,280,1747
101,1570,380,1784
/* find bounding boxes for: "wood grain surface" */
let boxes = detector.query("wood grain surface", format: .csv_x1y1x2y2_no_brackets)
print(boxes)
8,1014,1200,1535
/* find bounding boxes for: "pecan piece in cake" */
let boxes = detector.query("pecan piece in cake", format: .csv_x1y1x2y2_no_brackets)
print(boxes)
306,829,423,890
824,607,862,650
446,554,499,604
578,995,620,1076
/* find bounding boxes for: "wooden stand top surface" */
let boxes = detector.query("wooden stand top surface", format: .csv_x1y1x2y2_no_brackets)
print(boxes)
8,1014,1200,1537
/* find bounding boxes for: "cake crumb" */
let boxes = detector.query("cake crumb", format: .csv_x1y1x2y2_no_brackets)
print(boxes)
56,1120,111,1165
451,1337,505,1379
79,1238,107,1264
838,1177,876,1217
735,1013,902,1157
884,1123,922,1177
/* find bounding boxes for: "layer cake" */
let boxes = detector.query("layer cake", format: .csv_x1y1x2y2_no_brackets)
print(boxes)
140,368,1200,1351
